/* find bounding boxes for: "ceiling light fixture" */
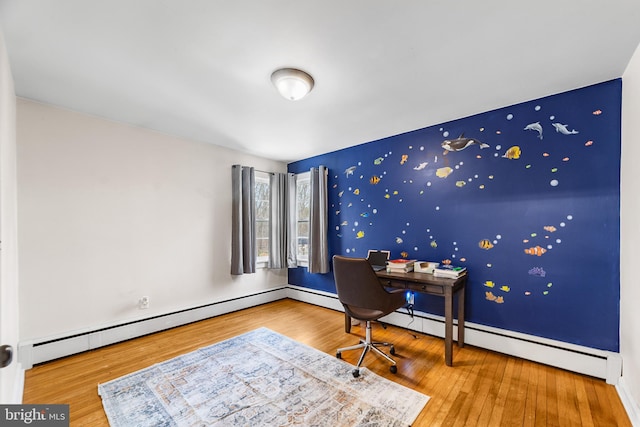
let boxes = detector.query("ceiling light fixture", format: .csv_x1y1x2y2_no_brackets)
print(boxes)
270,68,314,101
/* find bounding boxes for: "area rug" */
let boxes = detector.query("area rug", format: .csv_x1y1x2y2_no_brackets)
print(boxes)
98,327,429,426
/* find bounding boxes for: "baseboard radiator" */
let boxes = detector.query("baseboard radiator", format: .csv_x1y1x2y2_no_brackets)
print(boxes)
18,288,288,369
286,285,623,385
18,285,621,386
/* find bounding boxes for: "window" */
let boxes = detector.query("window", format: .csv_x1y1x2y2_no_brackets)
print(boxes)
295,172,310,263
255,172,270,265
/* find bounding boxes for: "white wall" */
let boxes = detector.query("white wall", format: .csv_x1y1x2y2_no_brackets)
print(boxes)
621,44,640,422
16,99,287,342
0,27,21,403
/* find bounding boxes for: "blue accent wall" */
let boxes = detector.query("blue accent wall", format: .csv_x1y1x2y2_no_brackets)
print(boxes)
288,80,621,352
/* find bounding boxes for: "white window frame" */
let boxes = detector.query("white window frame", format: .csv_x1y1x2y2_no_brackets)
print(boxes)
295,172,310,266
254,171,270,267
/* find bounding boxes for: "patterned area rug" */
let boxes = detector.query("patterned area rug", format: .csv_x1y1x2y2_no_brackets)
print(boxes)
98,327,429,426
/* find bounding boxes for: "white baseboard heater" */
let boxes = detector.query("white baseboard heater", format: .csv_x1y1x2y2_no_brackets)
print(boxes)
18,288,288,369
18,285,622,386
285,285,622,385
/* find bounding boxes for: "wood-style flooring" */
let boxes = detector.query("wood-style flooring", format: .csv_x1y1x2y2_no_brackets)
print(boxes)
23,299,631,426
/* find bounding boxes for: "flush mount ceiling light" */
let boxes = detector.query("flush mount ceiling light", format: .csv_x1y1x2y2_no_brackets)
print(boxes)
271,68,314,101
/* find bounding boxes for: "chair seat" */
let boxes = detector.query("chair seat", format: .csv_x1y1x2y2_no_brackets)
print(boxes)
345,306,385,321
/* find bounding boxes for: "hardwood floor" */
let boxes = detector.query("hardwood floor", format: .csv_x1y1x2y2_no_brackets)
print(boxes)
23,299,631,426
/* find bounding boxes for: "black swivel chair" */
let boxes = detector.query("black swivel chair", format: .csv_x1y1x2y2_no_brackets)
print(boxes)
333,255,407,377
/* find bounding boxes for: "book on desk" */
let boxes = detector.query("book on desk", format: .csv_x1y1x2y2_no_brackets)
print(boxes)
433,264,467,278
386,259,416,273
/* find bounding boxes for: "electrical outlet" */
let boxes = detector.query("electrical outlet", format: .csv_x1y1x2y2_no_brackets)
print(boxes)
139,296,150,309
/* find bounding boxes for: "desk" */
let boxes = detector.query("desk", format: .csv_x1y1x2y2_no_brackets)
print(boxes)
344,270,467,366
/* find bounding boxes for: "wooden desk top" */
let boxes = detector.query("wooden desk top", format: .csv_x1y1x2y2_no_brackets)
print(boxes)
376,270,467,287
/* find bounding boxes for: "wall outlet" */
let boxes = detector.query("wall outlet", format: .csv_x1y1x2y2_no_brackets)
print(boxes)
139,296,150,309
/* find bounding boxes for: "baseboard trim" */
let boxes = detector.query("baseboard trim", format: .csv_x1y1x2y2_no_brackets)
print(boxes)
617,377,640,426
18,287,288,368
285,285,621,384
16,285,623,386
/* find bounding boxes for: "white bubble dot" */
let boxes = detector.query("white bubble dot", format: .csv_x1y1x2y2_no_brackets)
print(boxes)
507,114,513,120
550,179,559,187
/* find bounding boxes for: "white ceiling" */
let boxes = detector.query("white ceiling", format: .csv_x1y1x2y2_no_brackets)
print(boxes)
2,1,640,163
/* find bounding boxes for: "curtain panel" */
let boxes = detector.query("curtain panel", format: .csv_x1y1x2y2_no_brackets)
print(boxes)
269,172,288,269
308,165,329,274
231,165,256,275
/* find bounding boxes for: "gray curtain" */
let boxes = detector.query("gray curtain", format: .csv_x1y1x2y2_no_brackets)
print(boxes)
286,173,298,268
269,172,288,269
308,165,329,274
231,165,256,275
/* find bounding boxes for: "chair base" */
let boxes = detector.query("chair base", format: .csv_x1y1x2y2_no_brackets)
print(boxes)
336,320,398,376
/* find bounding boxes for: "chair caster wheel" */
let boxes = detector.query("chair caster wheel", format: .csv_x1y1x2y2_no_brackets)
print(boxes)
390,365,397,374
352,369,360,378
390,346,396,356
336,352,342,359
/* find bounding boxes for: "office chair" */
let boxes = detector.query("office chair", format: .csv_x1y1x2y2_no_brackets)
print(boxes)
333,255,406,377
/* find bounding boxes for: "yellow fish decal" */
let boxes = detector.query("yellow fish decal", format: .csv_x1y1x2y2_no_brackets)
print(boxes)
502,146,521,159
400,251,409,258
455,180,466,187
543,225,557,232
353,188,360,195
500,285,511,292
384,194,391,199
356,231,365,239
370,175,381,185
400,154,409,165
436,167,453,178
484,281,495,288
430,240,437,248
478,239,494,250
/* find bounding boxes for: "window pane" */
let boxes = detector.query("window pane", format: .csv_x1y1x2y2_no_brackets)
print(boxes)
297,181,310,220
255,200,269,220
254,173,270,262
256,220,269,238
256,238,269,258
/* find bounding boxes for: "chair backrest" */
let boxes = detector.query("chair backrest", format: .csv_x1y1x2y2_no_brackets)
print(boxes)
333,255,402,314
